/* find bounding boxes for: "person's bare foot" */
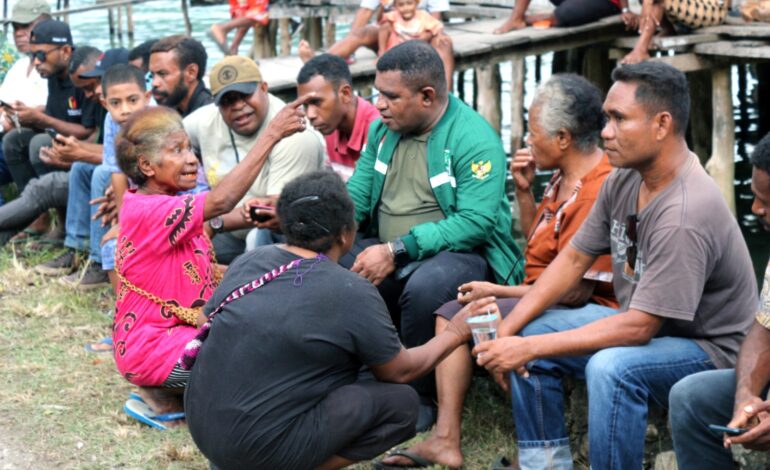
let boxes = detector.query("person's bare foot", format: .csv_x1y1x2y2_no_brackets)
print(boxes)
298,39,315,62
494,18,527,34
207,24,229,54
620,49,650,64
380,433,464,469
136,387,184,414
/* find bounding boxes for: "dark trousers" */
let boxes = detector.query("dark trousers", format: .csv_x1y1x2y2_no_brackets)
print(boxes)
0,171,69,246
340,237,491,398
552,0,620,26
3,128,54,192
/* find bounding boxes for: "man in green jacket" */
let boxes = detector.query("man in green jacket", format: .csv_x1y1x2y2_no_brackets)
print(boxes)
344,40,524,431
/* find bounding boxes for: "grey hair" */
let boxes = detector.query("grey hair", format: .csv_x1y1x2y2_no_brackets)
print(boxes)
531,74,605,153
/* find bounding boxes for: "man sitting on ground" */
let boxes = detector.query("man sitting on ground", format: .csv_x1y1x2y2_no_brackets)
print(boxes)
4,20,100,243
343,40,525,432
184,56,326,264
149,35,212,117
297,54,380,180
669,132,770,470
380,73,617,468
473,61,757,469
298,0,455,89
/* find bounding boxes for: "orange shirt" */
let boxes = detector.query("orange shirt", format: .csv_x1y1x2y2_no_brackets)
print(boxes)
523,155,618,308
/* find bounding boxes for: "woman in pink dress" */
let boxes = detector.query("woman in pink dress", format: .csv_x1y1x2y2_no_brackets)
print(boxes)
112,100,308,427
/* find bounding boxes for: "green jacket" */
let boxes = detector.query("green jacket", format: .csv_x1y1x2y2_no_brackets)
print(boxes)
347,95,524,285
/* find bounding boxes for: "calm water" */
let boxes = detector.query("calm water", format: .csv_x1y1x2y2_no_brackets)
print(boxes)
7,0,766,281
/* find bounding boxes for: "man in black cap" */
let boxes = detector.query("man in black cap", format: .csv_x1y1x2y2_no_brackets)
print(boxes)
3,19,99,194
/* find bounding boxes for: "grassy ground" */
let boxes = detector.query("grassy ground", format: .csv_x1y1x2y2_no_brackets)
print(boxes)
0,245,518,469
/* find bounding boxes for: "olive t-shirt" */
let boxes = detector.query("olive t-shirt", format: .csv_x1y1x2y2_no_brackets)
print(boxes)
571,155,757,368
185,245,402,469
378,131,445,243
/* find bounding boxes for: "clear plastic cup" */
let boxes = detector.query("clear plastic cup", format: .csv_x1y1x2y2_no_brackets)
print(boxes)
466,313,498,346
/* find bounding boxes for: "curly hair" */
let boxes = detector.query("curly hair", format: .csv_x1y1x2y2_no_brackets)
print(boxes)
277,171,356,253
115,106,184,187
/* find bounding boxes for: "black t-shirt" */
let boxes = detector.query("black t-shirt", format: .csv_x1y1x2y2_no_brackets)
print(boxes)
185,245,402,469
44,73,99,129
184,81,213,117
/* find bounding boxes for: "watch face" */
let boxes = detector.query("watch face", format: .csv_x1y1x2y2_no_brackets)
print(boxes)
210,217,223,230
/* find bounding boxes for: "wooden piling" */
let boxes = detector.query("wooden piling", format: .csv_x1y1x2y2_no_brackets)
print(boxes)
325,19,336,49
117,6,123,42
510,56,526,152
302,17,324,50
181,0,192,36
107,7,115,38
251,20,278,59
475,63,502,133
127,4,135,43
582,46,611,92
279,18,291,56
705,67,736,215
689,70,713,166
757,63,770,138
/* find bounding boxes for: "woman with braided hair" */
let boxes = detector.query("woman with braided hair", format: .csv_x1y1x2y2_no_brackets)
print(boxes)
112,99,309,428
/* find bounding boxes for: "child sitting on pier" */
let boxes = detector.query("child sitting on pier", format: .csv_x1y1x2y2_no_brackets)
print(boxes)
378,0,444,56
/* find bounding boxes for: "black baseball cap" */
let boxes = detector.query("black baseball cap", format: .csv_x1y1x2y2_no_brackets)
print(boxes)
79,48,130,78
30,19,73,46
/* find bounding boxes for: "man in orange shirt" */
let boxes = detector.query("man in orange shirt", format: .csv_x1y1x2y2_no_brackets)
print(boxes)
378,74,616,469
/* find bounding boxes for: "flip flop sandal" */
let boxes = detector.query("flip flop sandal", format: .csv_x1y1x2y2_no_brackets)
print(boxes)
123,398,185,430
84,336,113,353
372,449,433,469
127,393,185,422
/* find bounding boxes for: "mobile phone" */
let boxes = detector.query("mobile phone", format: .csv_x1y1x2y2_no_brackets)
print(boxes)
249,204,275,223
708,424,747,435
45,127,62,141
0,99,11,109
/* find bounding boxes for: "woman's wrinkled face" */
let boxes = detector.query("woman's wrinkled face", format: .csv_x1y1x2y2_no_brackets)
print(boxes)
143,129,199,194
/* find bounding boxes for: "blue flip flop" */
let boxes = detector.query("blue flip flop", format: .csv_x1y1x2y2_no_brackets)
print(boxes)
123,398,185,430
84,336,113,353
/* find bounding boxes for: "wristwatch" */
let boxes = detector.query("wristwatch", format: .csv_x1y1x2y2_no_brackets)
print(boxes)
391,237,411,269
621,6,630,12
208,216,225,234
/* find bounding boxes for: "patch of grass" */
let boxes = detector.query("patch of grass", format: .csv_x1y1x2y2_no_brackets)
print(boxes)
0,246,518,469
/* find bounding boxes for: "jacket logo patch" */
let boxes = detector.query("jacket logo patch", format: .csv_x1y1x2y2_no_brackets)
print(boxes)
471,160,491,180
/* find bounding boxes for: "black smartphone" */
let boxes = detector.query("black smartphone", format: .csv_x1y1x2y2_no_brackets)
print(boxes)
0,99,11,109
708,424,747,436
45,127,61,141
250,205,274,223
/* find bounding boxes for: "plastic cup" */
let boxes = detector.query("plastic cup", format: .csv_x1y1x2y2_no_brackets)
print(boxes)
466,313,498,346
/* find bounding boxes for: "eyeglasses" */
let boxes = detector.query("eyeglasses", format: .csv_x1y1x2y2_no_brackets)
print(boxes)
625,214,638,272
30,46,64,63
290,195,331,234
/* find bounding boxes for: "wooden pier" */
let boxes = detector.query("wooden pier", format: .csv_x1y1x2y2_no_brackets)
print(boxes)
4,0,769,212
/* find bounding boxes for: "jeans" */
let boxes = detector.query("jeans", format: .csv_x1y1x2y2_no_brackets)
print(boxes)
64,162,112,263
340,237,490,398
510,306,715,470
3,128,53,191
669,369,738,470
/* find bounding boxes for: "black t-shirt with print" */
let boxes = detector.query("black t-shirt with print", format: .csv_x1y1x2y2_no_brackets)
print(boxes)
44,73,99,130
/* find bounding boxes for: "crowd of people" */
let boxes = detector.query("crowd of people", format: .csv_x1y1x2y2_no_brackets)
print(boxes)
0,0,767,469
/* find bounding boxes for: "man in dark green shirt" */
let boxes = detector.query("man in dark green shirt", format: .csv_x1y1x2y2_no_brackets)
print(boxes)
344,41,524,431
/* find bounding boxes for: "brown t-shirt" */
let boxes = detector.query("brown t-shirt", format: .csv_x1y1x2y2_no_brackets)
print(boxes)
524,155,617,308
571,154,757,369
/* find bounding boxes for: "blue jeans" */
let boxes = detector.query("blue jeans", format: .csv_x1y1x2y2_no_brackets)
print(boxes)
64,162,112,263
669,369,738,470
510,306,715,470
